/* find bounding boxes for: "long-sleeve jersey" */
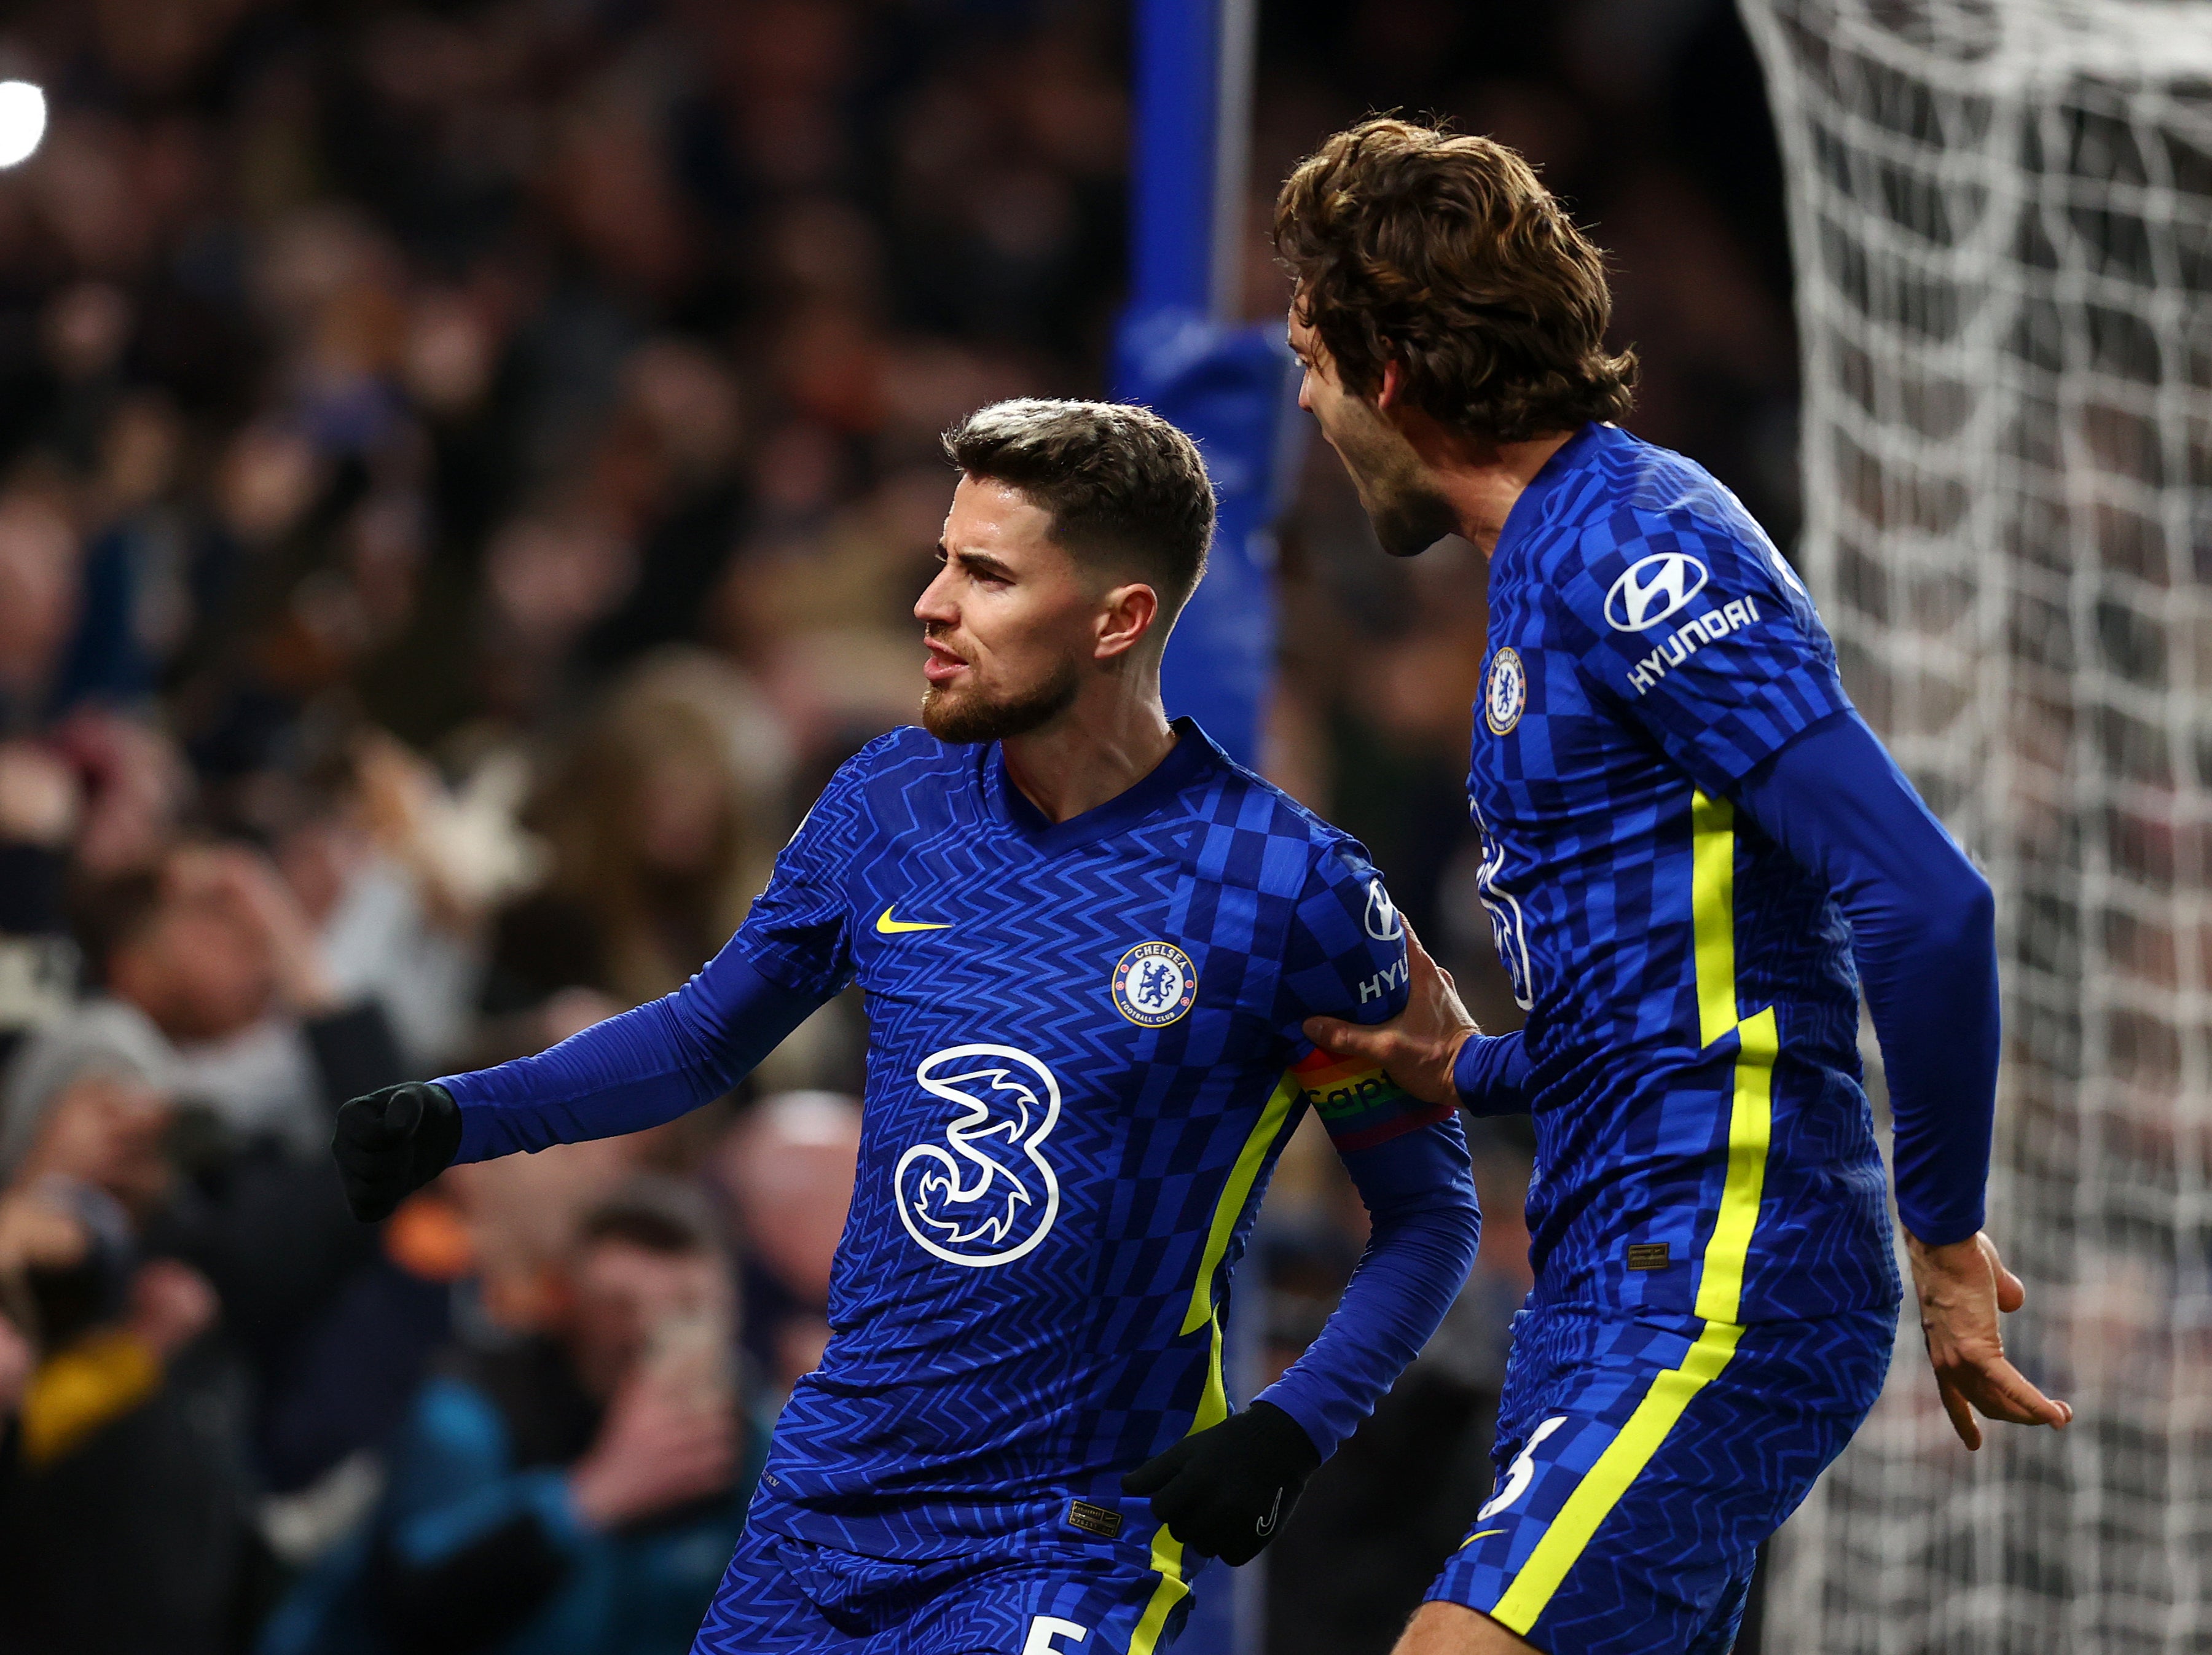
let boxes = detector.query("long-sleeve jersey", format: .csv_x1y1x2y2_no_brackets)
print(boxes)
1465,421,1997,1325
440,719,1479,1560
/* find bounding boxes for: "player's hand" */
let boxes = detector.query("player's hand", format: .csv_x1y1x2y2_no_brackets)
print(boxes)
1301,921,1476,1107
332,1082,463,1223
1119,1401,1321,1565
1904,1229,2071,1450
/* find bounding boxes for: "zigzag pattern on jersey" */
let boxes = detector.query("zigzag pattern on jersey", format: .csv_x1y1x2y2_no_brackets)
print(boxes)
696,1523,1183,1655
1468,421,1899,1328
739,724,1406,1560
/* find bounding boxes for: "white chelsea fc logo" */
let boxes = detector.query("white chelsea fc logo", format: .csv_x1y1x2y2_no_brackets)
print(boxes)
895,1044,1062,1267
1604,551,1710,632
1484,647,1526,736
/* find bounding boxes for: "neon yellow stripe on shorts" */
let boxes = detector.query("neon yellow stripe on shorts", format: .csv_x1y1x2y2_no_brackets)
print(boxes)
1134,1071,1299,1653
1491,1010,1777,1634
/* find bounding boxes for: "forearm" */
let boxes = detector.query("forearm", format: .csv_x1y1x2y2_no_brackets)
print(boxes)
441,944,825,1161
1258,1124,1480,1458
1451,1029,1530,1116
1735,712,1999,1245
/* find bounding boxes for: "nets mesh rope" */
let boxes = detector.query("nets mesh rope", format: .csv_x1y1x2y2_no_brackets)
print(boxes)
1739,2,2212,1648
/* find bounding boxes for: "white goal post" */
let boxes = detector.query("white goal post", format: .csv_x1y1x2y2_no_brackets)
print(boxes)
1740,1,2212,1649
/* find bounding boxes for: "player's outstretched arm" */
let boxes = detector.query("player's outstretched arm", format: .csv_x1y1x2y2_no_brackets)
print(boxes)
1733,710,2069,1447
332,946,827,1222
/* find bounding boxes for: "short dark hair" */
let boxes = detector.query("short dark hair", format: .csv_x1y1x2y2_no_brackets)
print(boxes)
68,867,165,985
941,399,1215,614
579,1177,718,1257
1273,117,1636,442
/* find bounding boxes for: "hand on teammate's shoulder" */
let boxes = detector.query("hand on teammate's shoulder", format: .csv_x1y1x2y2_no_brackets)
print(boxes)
1303,921,1478,1108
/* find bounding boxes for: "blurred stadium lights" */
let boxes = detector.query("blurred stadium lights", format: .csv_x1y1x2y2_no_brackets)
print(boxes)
0,80,45,170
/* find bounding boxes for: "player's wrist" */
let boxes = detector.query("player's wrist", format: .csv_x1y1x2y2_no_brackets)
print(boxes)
1244,1398,1323,1474
1903,1227,1987,1280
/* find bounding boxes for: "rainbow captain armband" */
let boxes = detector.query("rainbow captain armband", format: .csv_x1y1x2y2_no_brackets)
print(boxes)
1292,1048,1456,1154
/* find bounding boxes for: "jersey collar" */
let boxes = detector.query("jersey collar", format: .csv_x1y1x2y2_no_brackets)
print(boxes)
1491,420,1607,569
987,715,1222,851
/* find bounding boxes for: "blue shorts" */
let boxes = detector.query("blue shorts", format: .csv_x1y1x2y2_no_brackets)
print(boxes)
1427,1305,1896,1655
692,1524,1199,1655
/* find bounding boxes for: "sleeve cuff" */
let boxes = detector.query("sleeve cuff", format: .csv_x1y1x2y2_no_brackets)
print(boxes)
1452,1031,1528,1116
1252,1377,1341,1464
436,1072,495,1164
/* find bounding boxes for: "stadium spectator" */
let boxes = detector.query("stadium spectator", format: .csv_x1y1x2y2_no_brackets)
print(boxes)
57,841,406,1157
710,1089,860,1395
261,1179,768,1655
483,651,789,1017
0,1134,264,1655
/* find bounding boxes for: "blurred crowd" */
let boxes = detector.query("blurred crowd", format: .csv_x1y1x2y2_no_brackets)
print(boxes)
0,1,1795,1652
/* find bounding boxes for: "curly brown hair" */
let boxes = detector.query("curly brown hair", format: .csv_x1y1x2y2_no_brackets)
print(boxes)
1273,117,1636,442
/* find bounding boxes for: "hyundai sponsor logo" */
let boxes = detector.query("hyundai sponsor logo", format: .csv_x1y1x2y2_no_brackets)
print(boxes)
1604,552,1709,632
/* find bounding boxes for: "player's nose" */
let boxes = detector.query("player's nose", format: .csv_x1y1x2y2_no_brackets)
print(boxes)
914,567,959,625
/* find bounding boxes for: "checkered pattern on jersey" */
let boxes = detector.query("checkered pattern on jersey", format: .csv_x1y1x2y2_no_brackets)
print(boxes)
696,1524,1188,1655
1427,1305,1894,1655
1470,423,1899,1325
731,723,1410,1560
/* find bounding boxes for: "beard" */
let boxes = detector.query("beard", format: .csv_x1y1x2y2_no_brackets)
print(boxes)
920,657,1083,743
1328,404,1457,557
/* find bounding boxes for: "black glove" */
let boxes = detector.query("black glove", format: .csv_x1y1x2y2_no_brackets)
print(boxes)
332,1081,463,1223
1118,1400,1321,1565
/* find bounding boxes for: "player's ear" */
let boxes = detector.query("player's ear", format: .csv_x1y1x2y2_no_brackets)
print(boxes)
1095,581,1161,662
1377,355,1406,410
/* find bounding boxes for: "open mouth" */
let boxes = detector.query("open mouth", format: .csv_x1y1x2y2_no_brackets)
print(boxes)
922,637,970,684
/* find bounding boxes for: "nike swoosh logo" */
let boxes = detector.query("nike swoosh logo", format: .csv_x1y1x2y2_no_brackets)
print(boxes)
1255,1488,1284,1537
876,906,951,934
1459,1528,1507,1549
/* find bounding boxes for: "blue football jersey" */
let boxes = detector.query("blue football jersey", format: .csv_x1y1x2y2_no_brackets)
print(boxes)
731,719,1446,1559
1470,422,1900,1326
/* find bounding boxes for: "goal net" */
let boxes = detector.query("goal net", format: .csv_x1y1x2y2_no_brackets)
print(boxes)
1739,1,2212,1649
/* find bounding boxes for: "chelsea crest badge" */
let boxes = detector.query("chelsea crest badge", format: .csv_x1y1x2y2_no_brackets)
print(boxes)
1112,941,1198,1027
1484,646,1526,735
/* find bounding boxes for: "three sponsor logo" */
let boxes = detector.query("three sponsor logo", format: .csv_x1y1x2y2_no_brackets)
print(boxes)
896,939,1205,1268
895,1043,1064,1267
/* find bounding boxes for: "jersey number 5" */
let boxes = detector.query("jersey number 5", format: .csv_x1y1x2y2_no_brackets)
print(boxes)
1024,1616,1089,1654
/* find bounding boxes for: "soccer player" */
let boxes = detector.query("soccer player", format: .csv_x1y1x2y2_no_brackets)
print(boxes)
331,400,1482,1655
1271,121,2073,1655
